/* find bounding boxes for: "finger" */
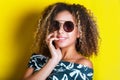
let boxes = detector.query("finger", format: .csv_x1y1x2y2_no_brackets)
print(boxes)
45,33,54,43
53,31,57,38
47,33,54,39
49,38,59,46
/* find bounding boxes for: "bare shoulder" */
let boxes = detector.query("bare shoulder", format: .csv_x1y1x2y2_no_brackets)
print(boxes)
77,57,93,69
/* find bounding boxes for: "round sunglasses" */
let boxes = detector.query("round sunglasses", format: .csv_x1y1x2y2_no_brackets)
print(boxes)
50,20,76,32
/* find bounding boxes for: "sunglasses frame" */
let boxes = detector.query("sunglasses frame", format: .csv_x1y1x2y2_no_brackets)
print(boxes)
50,20,77,32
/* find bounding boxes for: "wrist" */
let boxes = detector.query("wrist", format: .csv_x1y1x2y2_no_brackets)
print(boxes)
51,54,62,61
49,58,60,64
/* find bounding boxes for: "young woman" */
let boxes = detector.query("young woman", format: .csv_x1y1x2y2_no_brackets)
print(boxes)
23,2,99,80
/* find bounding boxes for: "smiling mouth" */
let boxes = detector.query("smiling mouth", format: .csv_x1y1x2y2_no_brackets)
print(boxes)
57,37,69,41
58,37,66,40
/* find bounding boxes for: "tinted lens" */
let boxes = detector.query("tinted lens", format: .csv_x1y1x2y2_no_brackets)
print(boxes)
51,20,74,32
63,21,74,32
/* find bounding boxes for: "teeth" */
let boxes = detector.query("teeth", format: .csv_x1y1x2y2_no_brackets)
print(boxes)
59,38,66,40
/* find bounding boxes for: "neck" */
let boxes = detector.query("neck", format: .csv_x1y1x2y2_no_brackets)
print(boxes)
61,45,79,60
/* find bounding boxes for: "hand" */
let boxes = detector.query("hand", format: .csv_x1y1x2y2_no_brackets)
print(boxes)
45,32,62,61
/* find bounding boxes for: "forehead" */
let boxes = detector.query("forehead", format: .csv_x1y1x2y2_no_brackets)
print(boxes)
54,10,76,22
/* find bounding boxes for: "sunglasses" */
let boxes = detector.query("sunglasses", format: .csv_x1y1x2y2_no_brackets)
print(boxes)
50,20,76,32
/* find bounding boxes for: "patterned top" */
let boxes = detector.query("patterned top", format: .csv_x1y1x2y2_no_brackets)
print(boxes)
28,53,93,80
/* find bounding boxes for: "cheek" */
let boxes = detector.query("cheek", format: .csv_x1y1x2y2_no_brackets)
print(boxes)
68,33,78,43
70,28,79,39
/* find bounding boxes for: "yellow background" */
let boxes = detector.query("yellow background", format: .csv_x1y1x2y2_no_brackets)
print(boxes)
0,0,120,80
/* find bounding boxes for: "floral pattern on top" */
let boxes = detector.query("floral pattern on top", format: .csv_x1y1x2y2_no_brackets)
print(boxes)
28,53,93,80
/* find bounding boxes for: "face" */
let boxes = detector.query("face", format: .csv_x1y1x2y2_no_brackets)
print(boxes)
53,10,80,48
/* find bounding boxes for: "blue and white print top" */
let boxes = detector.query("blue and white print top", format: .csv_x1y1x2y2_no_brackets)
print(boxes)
28,53,93,80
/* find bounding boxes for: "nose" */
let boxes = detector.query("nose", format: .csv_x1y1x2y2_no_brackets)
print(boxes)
58,24,64,34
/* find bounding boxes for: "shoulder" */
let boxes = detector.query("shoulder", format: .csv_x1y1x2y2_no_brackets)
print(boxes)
29,53,48,65
77,57,93,69
30,53,47,59
29,53,48,64
28,53,48,71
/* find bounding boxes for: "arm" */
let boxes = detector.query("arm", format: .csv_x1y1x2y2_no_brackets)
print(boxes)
23,58,59,80
23,32,62,80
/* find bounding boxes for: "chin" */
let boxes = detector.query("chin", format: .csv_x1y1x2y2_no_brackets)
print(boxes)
56,43,70,48
55,41,74,48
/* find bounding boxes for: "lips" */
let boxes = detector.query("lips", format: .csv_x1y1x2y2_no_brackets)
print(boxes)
57,36,68,40
58,37,66,40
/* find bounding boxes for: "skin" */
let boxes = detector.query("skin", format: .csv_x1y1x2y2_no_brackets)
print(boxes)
23,10,93,80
